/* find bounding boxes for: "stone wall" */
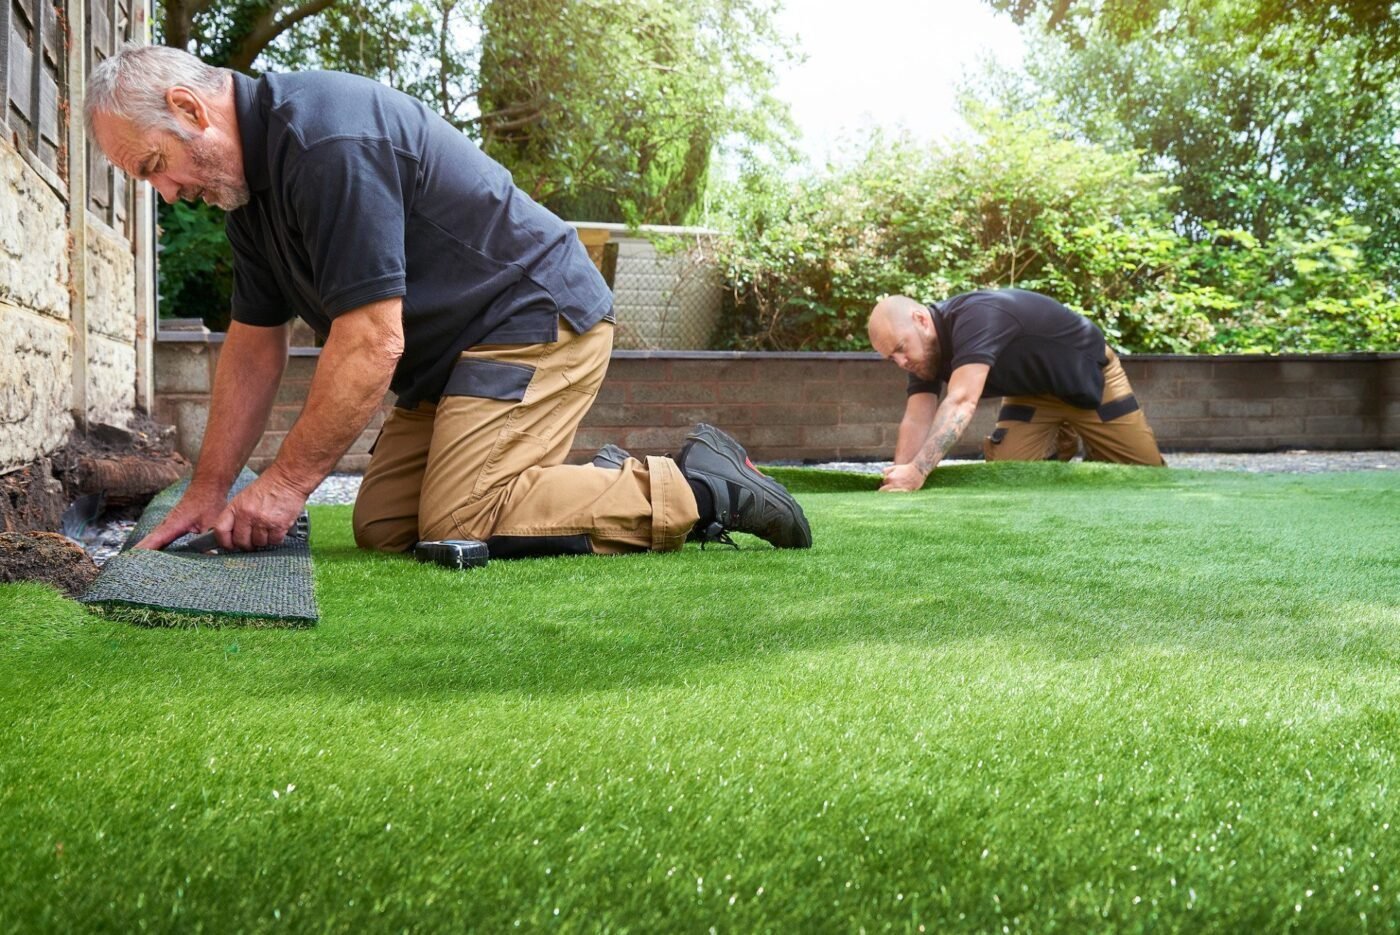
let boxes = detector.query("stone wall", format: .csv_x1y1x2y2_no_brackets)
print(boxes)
0,144,145,472
154,335,1398,470
85,219,140,428
0,144,74,467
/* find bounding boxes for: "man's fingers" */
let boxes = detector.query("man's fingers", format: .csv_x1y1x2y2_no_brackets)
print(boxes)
134,517,196,551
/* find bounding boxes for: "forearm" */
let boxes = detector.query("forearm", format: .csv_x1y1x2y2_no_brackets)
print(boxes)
895,416,929,464
910,399,978,475
190,325,289,493
264,323,400,497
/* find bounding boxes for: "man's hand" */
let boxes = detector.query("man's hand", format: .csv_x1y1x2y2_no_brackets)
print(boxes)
879,462,928,492
210,469,308,552
134,484,230,551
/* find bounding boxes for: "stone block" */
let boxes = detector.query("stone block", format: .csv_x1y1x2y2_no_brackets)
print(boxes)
580,403,672,428
836,378,910,406
668,359,756,384
154,343,214,394
1208,398,1274,419
1146,398,1208,420
172,399,210,461
252,432,285,459
0,305,73,468
1312,379,1368,399
735,424,805,450
267,405,306,433
838,401,896,425
85,224,138,342
1304,415,1369,439
87,334,135,428
0,148,69,320
752,404,819,426
594,381,627,406
283,357,320,383
608,359,670,383
629,381,717,404
619,427,683,452
806,423,884,449
665,404,756,428
717,381,782,403
276,379,315,405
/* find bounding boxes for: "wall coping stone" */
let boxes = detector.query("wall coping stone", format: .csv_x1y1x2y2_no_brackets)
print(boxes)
156,330,1398,363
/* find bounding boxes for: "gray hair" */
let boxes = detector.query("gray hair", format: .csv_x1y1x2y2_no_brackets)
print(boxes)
85,43,230,138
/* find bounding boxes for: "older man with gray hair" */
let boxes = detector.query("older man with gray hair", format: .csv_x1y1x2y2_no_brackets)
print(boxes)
86,45,811,557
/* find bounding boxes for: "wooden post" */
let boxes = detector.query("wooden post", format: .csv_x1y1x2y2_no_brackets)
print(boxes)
66,0,89,431
131,0,156,413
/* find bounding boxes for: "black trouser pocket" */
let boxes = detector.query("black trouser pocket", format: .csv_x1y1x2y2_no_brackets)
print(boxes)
997,404,1035,422
443,358,535,401
1096,394,1140,422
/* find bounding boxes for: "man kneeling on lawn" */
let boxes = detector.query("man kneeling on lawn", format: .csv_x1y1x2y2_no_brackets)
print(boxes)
868,290,1165,492
87,44,810,555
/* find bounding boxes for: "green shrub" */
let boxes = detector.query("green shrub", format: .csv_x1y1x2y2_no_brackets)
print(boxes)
157,201,234,331
712,109,1399,353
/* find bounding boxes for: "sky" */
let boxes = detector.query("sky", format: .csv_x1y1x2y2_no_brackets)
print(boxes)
773,0,1026,165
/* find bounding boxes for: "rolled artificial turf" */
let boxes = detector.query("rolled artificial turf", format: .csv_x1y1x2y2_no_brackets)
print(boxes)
1,462,1397,931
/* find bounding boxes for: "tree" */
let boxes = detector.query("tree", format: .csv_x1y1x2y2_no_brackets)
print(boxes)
978,0,1400,272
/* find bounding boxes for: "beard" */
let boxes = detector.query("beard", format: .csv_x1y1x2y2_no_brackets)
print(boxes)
184,135,251,211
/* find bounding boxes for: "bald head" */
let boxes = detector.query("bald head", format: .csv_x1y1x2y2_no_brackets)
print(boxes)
868,295,927,344
868,295,938,379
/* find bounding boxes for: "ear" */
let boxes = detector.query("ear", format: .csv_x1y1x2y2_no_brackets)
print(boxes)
165,86,209,132
910,306,931,331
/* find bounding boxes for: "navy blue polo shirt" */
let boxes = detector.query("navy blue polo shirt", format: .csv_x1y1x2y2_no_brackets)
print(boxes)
906,289,1108,408
227,71,613,408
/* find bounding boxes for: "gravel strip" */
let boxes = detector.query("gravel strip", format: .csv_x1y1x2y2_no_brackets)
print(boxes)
812,450,1400,476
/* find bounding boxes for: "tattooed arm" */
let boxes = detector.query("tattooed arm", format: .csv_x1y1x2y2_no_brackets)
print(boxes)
880,363,989,492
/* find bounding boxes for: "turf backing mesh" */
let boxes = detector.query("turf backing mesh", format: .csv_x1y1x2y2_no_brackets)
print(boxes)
79,470,318,626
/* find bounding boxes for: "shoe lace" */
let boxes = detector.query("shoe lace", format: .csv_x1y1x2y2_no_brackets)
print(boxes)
695,520,740,551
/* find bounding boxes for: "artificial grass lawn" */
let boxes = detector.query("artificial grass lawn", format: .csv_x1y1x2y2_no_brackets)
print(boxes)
2,462,1397,932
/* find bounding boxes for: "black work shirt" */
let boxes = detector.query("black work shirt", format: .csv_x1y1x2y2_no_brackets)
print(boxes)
906,289,1108,408
227,71,613,408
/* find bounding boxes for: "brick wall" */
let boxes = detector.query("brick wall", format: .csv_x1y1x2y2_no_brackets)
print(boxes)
153,337,1398,469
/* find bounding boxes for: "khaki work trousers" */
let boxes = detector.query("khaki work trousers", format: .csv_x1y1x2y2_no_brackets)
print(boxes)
982,348,1166,466
352,321,699,555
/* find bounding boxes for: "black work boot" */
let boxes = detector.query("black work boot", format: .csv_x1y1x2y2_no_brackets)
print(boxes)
592,443,632,470
676,423,812,549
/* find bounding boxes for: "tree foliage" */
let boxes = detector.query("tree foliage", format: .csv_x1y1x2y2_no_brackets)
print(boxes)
981,0,1400,271
152,0,793,319
712,109,1399,353
476,0,792,224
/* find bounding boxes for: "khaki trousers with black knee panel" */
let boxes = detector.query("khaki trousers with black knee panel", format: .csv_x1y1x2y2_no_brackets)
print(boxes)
352,320,699,555
982,348,1166,466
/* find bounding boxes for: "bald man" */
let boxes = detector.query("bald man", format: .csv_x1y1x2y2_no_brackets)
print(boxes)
868,290,1164,491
